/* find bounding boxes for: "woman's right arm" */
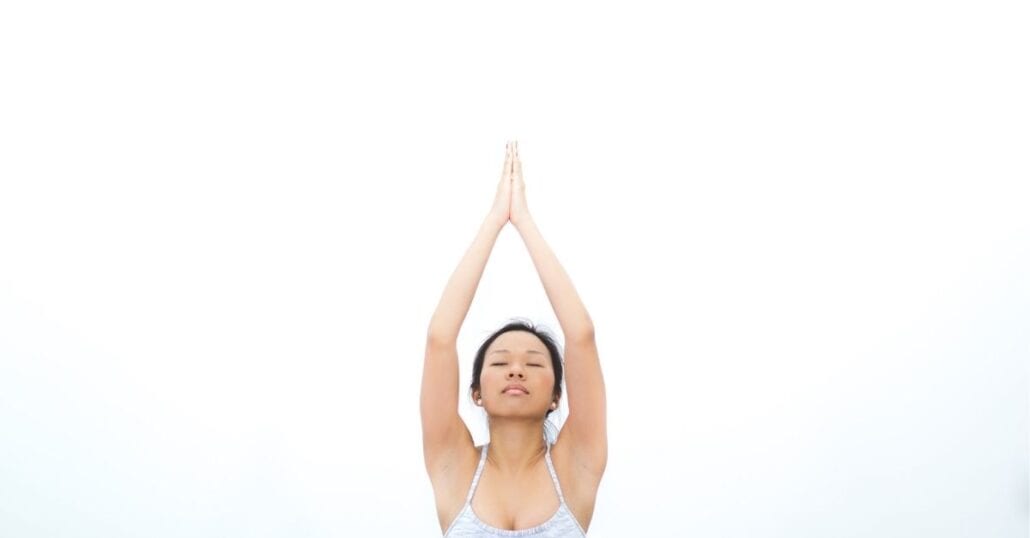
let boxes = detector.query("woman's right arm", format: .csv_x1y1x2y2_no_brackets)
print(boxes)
422,214,504,474
422,143,513,476
425,215,505,342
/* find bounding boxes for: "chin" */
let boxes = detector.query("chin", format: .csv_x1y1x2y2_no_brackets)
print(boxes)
488,408,548,419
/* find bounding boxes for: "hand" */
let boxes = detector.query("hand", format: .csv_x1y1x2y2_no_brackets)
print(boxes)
509,140,532,227
488,141,514,225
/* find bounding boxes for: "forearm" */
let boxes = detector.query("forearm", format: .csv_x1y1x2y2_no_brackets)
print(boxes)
514,217,594,339
427,214,505,343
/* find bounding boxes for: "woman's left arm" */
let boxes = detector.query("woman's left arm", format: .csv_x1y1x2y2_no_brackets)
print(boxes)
516,216,607,475
510,142,606,475
514,217,595,339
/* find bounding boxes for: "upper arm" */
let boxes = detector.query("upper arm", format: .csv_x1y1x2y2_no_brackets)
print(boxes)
420,337,475,476
554,331,607,476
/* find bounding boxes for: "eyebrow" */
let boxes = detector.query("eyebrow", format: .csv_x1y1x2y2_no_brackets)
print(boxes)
489,349,545,355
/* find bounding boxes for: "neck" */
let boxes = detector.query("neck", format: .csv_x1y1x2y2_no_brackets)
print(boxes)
486,417,548,474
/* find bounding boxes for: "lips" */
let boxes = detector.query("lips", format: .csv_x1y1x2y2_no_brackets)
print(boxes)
503,383,529,395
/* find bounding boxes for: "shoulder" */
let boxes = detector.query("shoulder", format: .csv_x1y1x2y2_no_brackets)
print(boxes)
551,423,607,481
427,441,482,493
427,443,483,532
549,440,603,533
550,439,604,489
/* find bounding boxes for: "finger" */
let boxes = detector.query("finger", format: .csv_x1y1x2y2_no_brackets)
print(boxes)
502,142,511,176
506,142,514,178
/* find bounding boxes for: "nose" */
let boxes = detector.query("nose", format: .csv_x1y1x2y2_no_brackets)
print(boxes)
507,367,524,379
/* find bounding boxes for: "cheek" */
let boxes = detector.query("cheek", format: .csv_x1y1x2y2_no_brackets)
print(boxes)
481,369,502,385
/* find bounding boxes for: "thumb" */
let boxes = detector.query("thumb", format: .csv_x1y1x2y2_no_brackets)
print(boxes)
501,142,512,180
513,162,524,190
513,149,523,182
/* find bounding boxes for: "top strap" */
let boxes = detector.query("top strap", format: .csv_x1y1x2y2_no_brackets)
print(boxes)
543,442,567,504
465,443,490,505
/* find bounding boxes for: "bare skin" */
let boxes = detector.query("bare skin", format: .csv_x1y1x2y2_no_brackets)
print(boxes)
422,141,607,534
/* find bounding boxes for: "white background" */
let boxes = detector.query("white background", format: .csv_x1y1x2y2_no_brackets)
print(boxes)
1,1,1027,536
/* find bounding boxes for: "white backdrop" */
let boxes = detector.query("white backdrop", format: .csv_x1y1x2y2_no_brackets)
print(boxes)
1,1,1027,536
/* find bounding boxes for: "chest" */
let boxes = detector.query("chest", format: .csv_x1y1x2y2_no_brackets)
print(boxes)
470,462,562,530
434,451,597,534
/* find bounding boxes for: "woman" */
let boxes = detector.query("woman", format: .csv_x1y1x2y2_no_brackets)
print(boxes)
422,141,607,536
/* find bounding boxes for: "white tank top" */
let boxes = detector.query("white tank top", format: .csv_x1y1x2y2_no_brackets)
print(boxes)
443,441,587,537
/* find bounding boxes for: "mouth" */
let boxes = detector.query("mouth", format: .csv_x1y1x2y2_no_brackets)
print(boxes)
503,385,529,395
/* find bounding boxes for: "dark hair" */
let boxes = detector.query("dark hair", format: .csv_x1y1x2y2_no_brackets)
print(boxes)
470,318,564,421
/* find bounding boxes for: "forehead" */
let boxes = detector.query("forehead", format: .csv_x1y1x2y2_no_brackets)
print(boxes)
487,330,548,354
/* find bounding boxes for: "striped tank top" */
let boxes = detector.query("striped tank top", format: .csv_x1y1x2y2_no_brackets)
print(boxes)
443,441,587,537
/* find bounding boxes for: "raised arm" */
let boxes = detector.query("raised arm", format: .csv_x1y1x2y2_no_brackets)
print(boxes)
421,143,513,475
509,141,607,476
425,215,506,343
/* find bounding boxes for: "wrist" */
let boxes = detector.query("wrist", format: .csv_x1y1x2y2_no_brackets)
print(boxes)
484,212,508,230
512,214,535,231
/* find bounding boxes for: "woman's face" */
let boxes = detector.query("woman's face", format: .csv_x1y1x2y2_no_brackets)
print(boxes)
476,331,556,418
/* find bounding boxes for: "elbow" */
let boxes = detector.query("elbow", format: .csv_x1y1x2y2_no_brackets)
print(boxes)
426,329,457,346
567,325,595,343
